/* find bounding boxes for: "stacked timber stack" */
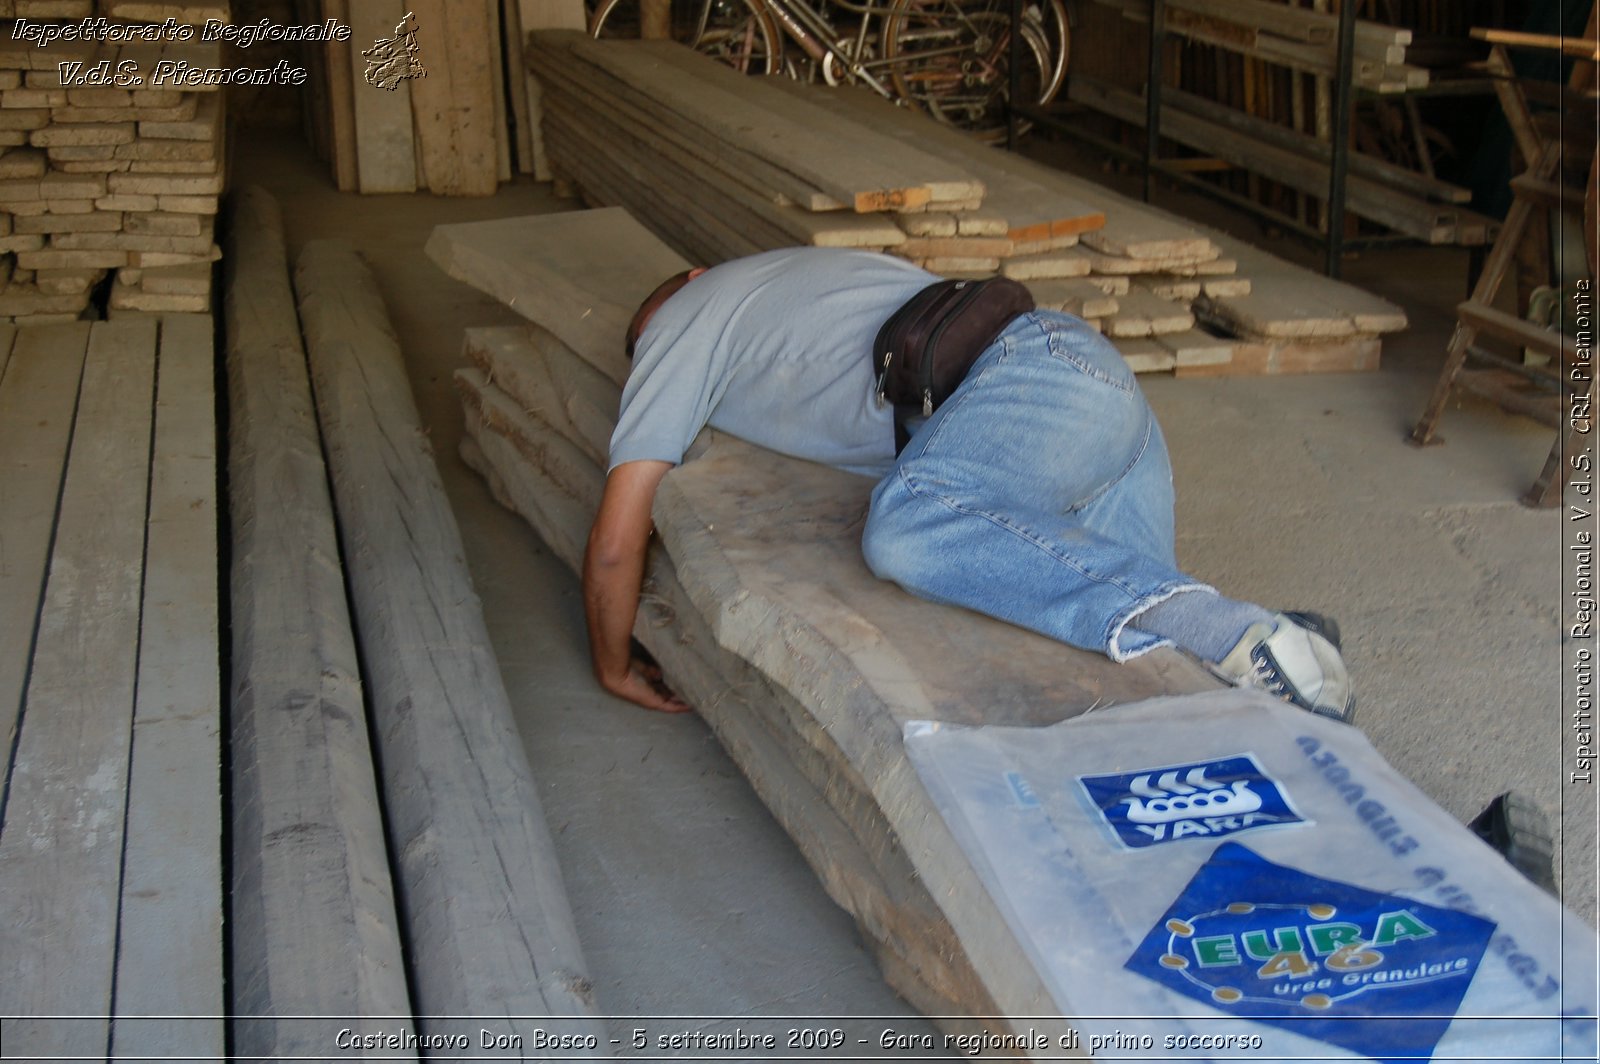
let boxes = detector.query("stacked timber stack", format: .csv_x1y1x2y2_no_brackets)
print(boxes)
427,207,1221,1038
531,34,1407,375
0,3,227,321
1088,0,1427,92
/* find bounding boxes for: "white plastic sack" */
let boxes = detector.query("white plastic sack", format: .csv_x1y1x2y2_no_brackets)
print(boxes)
904,689,1597,1062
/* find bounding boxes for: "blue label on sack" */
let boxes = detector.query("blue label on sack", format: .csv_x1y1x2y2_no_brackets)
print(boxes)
1077,754,1306,849
1127,842,1495,1063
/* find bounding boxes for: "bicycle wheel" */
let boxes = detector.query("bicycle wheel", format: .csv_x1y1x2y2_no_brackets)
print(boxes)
589,0,785,76
880,0,1068,138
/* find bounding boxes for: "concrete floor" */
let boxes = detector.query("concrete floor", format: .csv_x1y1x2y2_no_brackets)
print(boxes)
242,126,1595,1033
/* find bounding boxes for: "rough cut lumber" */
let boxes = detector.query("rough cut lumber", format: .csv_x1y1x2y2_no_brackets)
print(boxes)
407,0,498,195
321,0,359,191
0,320,155,1060
519,0,587,180
110,313,223,1064
766,76,1104,241
425,208,685,388
635,37,986,207
294,238,607,1047
441,208,1223,1038
531,32,959,212
1102,285,1197,338
223,187,413,1059
0,325,81,763
345,0,416,193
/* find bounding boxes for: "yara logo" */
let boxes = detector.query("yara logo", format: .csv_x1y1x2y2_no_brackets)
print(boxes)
1079,754,1306,850
1122,767,1264,824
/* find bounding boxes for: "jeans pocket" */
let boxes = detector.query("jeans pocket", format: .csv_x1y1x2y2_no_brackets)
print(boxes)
1040,317,1136,394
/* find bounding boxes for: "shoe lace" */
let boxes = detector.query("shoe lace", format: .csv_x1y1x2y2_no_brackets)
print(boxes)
1250,645,1293,701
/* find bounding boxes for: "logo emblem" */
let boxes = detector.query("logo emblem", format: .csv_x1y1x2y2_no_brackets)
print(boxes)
363,11,426,90
1077,754,1306,849
1128,842,1495,1061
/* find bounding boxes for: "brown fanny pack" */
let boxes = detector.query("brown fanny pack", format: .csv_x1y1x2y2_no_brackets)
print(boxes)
872,276,1035,452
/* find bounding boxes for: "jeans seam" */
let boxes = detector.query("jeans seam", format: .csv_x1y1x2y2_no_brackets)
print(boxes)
1071,413,1154,512
897,468,1150,601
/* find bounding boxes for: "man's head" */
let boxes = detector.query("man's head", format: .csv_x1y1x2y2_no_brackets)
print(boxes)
625,267,706,360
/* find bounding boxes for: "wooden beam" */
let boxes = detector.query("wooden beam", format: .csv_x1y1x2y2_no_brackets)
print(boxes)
223,187,415,1059
294,238,608,1043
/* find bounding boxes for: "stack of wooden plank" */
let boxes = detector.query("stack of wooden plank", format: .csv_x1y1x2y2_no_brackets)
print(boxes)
528,31,1102,272
1089,0,1427,92
428,207,1220,1037
0,6,226,321
532,35,1407,375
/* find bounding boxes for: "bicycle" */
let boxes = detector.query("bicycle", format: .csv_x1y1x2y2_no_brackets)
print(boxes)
586,0,1070,139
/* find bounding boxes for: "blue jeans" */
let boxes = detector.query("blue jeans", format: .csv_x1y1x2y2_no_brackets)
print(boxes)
862,311,1211,661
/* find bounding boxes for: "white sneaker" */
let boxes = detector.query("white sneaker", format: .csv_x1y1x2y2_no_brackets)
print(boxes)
1211,612,1356,723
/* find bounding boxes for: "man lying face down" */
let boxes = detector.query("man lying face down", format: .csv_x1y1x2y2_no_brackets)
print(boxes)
582,247,1353,720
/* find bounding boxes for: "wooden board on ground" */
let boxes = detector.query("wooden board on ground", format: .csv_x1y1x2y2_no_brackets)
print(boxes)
223,187,414,1059
0,324,82,759
294,238,607,1042
110,313,224,1064
0,320,156,1060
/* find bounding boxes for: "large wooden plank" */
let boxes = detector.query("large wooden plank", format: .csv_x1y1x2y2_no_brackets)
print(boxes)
425,207,690,388
0,319,156,1060
223,187,415,1059
294,238,607,1048
322,0,360,191
408,0,498,195
110,313,224,1064
0,323,81,762
345,0,417,193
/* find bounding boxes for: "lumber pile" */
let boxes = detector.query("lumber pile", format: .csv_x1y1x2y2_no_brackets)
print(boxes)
1088,0,1428,92
531,35,1407,375
0,4,226,321
428,206,1222,1037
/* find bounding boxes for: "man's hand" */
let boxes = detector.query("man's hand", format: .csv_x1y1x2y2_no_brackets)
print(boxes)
584,460,691,714
596,654,692,714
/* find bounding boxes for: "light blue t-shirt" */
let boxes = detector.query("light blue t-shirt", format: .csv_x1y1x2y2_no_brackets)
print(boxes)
609,247,936,478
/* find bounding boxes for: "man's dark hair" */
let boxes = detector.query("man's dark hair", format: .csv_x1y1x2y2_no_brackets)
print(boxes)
626,269,697,361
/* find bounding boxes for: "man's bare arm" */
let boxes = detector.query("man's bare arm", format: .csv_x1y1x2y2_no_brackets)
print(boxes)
583,459,690,712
